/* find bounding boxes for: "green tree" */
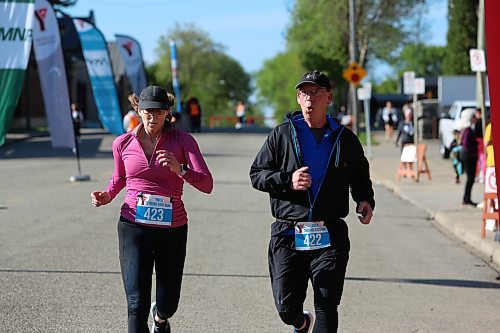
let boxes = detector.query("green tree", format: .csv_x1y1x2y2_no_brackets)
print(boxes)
442,0,478,74
394,43,446,77
150,23,252,123
255,51,305,122
255,0,423,119
287,0,423,77
373,78,398,94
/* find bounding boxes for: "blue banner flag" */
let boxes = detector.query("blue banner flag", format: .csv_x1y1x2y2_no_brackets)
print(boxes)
73,19,123,135
169,40,182,114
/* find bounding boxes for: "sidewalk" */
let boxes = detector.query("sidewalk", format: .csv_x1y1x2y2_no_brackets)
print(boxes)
369,132,500,271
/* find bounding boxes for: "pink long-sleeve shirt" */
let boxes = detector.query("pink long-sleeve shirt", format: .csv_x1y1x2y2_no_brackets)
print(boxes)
106,124,213,228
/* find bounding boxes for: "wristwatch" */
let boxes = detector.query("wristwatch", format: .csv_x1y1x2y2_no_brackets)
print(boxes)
180,164,188,176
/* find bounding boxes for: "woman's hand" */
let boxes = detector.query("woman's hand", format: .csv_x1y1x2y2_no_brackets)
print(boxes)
156,150,182,175
90,191,111,207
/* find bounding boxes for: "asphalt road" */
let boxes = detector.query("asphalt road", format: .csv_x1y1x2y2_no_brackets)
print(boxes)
1,130,499,332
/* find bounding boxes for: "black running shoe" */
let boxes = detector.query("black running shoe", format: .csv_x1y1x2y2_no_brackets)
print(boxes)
150,302,171,333
293,311,314,333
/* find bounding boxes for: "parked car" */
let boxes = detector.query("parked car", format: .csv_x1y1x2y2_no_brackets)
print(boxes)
438,100,490,158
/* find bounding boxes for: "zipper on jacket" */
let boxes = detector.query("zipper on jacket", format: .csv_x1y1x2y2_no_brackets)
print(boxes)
289,117,345,221
309,126,344,220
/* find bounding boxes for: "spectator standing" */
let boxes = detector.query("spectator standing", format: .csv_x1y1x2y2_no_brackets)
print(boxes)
71,103,84,141
235,101,246,129
381,101,397,141
123,94,141,132
450,129,463,184
484,121,495,168
460,108,478,206
395,105,415,153
474,108,485,183
185,97,202,133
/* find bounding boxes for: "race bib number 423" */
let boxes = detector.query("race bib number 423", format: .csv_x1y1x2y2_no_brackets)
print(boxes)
135,194,172,226
294,221,331,251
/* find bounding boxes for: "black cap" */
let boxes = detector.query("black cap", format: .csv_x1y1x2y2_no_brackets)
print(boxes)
295,70,332,90
139,85,171,109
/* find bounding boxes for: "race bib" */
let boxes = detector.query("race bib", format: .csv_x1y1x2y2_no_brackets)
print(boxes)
135,193,172,226
294,221,331,251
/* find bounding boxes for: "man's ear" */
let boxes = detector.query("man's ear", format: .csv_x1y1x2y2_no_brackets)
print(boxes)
327,92,333,104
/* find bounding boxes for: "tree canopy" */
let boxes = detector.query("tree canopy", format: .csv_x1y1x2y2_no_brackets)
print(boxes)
255,0,424,119
148,23,252,123
442,0,478,74
394,43,446,78
255,51,305,122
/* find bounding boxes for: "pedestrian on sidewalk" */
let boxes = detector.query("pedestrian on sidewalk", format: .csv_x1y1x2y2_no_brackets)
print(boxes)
484,121,495,168
474,108,485,183
450,129,463,184
395,105,414,153
185,97,202,133
71,103,84,141
382,101,397,141
250,70,375,333
90,86,213,333
235,101,246,129
460,108,478,206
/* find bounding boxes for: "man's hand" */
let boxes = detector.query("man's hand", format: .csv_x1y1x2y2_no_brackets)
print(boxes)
357,201,373,225
291,166,311,191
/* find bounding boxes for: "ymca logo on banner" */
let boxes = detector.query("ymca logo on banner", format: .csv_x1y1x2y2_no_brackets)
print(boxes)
115,34,147,95
34,7,47,31
121,41,133,56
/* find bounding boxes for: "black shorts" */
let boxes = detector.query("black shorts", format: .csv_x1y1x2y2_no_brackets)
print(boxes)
268,220,350,314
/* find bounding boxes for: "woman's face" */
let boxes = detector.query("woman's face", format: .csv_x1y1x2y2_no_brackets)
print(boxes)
139,108,169,132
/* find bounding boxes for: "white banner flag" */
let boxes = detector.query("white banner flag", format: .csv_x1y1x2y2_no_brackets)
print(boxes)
33,0,74,148
115,34,147,95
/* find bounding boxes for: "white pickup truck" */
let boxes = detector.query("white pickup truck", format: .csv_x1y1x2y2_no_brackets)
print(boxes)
438,100,490,158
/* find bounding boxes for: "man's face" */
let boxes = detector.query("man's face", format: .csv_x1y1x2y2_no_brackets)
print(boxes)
296,83,332,123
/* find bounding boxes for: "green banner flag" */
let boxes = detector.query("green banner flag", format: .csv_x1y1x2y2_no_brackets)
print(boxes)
0,0,35,146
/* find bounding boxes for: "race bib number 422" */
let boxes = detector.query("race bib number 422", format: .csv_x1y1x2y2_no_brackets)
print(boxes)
294,221,331,251
135,194,172,226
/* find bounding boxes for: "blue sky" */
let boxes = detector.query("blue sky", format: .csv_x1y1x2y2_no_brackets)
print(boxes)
63,0,291,73
62,0,448,80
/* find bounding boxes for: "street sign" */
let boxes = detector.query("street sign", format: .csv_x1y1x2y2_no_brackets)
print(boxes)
470,49,486,72
342,62,366,86
357,83,372,100
485,167,497,193
414,78,425,95
403,71,415,95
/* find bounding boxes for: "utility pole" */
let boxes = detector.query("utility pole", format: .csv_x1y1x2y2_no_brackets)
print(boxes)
348,0,358,134
476,0,486,136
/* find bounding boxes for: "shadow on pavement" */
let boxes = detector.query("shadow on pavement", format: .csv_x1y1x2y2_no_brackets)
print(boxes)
0,268,268,279
348,276,500,289
0,136,111,160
